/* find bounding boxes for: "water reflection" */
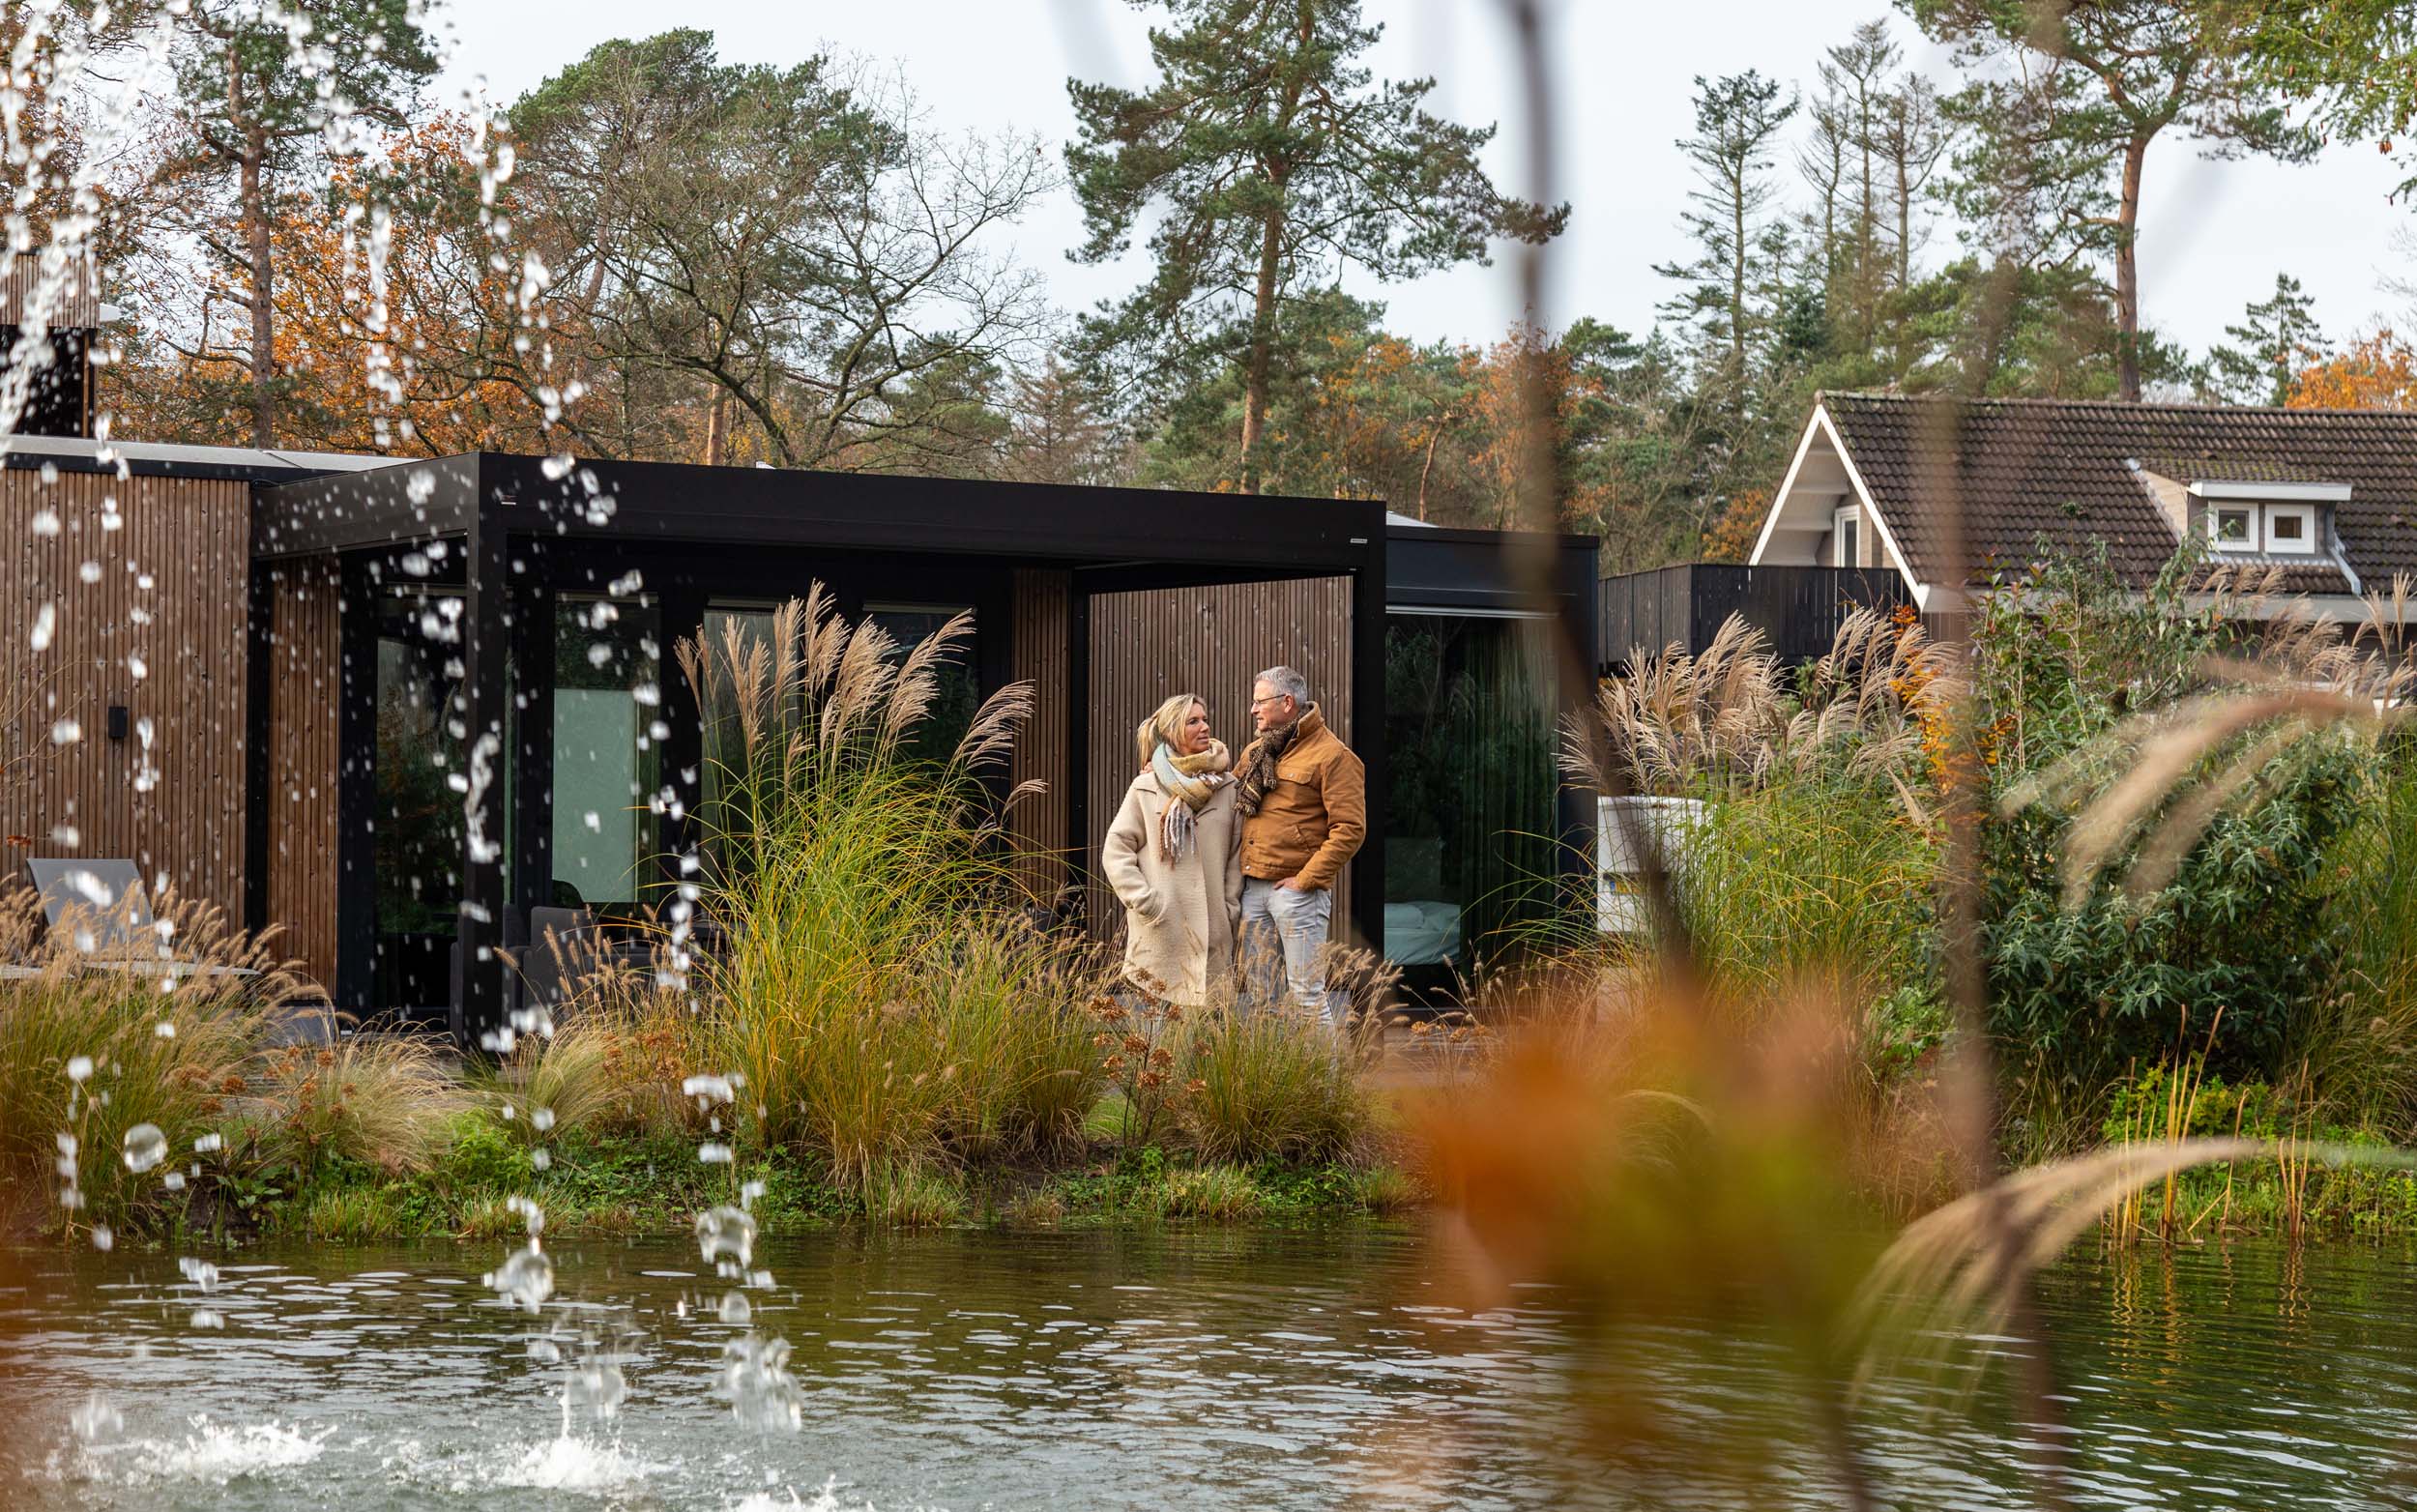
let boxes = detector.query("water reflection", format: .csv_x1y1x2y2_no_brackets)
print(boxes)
0,1229,2413,1509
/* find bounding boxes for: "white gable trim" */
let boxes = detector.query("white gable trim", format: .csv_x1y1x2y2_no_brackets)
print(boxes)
1813,406,1930,605
1748,409,1830,565
1752,401,1936,607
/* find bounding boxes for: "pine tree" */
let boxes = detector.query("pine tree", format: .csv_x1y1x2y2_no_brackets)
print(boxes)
154,0,439,447
1652,72,1799,414
2206,274,2326,406
1064,0,1564,493
1911,0,2316,402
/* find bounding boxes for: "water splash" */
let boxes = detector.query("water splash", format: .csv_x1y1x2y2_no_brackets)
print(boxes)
484,1246,554,1315
177,1257,220,1294
696,1206,756,1270
715,1334,806,1433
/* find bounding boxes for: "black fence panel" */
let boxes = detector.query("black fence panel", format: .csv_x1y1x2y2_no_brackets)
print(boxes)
1596,565,1910,674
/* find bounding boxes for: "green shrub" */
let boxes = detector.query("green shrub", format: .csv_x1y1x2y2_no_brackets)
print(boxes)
1984,739,2362,1104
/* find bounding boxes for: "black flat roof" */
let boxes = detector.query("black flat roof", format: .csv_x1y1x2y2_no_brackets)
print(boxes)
252,451,1387,574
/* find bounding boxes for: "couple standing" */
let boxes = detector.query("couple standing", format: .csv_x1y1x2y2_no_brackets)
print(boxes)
1100,665,1366,1022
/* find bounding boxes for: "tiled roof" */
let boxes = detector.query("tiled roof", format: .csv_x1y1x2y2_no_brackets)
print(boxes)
1821,393,2417,594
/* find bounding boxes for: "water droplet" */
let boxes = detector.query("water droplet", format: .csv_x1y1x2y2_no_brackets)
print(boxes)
507,1195,545,1237
695,1205,756,1268
528,1336,561,1364
532,1107,555,1133
565,1360,626,1422
484,1244,555,1315
51,718,81,746
698,1143,734,1165
65,1057,93,1084
121,1122,167,1174
190,1309,225,1329
740,1178,767,1208
90,1224,113,1252
29,602,54,652
715,1334,803,1432
683,1074,737,1105
154,1020,176,1038
193,1131,223,1154
162,1171,187,1192
531,1148,552,1172
717,1291,752,1325
178,1256,220,1294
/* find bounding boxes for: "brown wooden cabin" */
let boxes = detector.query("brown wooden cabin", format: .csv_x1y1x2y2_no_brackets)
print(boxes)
1,434,1596,1041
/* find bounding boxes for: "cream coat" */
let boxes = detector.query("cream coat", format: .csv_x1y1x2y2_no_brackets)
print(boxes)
1101,770,1244,1004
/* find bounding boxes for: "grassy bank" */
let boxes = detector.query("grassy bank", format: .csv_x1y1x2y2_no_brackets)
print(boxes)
242,1122,1427,1247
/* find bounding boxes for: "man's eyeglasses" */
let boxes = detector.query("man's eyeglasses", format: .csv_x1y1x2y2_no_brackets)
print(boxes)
1250,693,1288,709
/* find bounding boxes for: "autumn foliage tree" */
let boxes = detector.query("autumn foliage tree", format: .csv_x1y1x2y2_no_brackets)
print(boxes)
2289,330,2417,412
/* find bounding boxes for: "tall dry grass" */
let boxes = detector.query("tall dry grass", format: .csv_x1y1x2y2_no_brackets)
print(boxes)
0,890,300,1234
681,587,1126,1192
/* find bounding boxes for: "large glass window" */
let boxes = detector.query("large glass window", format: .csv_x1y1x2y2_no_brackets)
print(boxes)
1383,613,1558,991
552,594,663,909
864,602,978,765
374,591,466,1010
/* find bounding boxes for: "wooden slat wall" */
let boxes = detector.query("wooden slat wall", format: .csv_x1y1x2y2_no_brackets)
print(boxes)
3,467,250,920
264,557,342,990
1086,577,1354,939
1007,568,1071,902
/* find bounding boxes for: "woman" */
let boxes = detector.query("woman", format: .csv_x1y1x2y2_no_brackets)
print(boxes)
1101,692,1244,1004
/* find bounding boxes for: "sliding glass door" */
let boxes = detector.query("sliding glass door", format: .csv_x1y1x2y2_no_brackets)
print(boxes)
1382,612,1558,992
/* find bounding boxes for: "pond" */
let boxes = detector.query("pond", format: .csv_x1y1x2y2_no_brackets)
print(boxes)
2,1225,2413,1509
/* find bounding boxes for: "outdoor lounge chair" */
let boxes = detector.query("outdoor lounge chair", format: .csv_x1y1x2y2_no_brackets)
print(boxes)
22,858,258,982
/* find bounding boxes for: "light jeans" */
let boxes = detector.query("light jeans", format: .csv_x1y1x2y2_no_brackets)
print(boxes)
1239,877,1341,1027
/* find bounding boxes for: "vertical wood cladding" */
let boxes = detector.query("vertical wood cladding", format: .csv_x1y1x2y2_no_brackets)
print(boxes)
1085,577,1354,938
1007,568,1072,902
2,467,250,924
263,557,342,991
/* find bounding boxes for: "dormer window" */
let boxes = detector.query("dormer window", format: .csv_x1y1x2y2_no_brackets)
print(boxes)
2191,480,2346,559
2264,503,2316,555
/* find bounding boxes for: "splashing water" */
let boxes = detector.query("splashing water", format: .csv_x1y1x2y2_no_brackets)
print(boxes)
485,1246,555,1316
70,1391,122,1445
176,1258,219,1295
121,1123,168,1174
696,1206,757,1270
718,1291,753,1325
715,1335,805,1433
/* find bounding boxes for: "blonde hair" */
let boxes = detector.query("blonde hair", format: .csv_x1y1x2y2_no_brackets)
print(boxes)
1135,692,1206,768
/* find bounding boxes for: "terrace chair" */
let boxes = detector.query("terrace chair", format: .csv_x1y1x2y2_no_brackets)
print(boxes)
21,857,260,984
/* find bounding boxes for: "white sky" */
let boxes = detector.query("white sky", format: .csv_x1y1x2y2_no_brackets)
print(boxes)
432,0,2415,362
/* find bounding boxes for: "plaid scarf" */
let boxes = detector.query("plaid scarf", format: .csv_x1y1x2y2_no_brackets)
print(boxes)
1237,705,1314,818
1150,739,1232,861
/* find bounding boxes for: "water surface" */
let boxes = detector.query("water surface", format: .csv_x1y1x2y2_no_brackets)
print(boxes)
2,1226,2414,1509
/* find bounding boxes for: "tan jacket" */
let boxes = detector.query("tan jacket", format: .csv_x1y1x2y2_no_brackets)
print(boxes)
1100,771,1245,1004
1238,706,1366,891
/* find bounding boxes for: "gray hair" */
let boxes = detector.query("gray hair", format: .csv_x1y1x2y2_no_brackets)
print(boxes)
1255,664,1310,707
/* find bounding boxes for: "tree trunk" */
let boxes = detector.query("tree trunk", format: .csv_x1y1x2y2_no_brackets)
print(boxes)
1730,167,1748,413
705,387,729,466
232,58,275,449
1240,204,1281,494
2115,133,2146,403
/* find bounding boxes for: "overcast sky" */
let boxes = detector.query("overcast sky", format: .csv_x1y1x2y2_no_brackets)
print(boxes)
431,0,2415,363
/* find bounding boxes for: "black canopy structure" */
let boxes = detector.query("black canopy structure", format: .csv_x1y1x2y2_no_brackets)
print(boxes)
249,452,1394,1042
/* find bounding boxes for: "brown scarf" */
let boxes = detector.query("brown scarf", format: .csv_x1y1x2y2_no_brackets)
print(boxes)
1237,704,1316,818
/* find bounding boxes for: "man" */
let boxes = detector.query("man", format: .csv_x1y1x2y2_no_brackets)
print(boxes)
1235,664,1365,1027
